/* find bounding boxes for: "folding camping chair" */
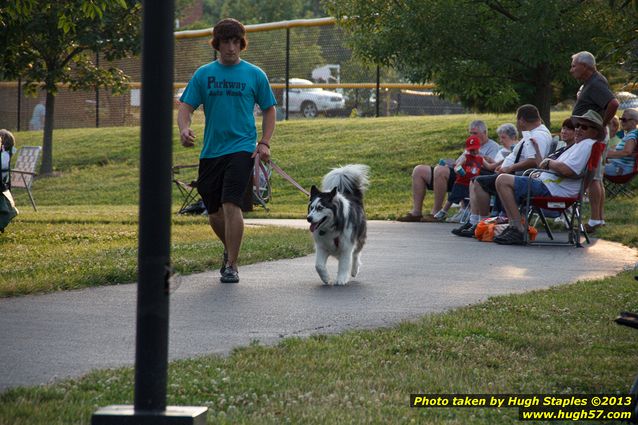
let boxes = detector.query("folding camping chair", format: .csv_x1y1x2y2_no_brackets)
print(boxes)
522,141,604,247
9,146,42,211
603,152,638,199
172,164,200,214
172,158,272,214
251,156,272,211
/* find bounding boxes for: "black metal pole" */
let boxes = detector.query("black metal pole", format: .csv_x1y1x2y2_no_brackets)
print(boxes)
375,65,380,118
92,2,206,422
285,27,290,121
96,50,100,128
134,0,174,412
17,78,22,131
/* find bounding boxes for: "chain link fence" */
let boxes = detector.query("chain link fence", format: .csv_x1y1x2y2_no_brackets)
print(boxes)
0,18,465,131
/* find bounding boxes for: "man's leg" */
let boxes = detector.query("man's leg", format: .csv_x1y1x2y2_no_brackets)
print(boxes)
587,179,605,227
473,181,492,217
495,174,523,232
432,165,450,213
452,180,489,236
208,209,226,246
410,164,431,216
222,202,244,270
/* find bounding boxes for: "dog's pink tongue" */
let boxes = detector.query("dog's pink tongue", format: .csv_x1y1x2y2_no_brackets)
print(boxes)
309,222,317,232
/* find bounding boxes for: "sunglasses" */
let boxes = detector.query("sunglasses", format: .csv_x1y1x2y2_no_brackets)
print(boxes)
620,117,634,122
575,123,593,130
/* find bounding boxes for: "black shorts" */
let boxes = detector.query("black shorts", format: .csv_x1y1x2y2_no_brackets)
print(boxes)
197,151,254,213
426,165,456,192
475,174,498,195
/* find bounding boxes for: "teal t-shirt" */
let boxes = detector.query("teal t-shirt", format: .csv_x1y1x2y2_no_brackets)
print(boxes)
180,60,277,159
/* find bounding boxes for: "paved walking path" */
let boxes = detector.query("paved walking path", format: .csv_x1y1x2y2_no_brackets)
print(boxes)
1,220,636,392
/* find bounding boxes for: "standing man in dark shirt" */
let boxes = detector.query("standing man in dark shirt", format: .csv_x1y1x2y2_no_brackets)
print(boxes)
570,51,619,233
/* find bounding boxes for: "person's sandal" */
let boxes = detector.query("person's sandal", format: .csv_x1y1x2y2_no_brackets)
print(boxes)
421,213,445,223
397,212,423,222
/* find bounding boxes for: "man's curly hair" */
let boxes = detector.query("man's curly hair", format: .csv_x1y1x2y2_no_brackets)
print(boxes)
210,18,247,51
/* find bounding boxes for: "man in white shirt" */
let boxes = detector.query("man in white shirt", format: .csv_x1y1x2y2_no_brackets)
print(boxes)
493,110,604,245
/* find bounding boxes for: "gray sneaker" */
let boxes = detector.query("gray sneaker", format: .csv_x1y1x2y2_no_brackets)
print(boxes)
220,267,239,283
433,210,447,220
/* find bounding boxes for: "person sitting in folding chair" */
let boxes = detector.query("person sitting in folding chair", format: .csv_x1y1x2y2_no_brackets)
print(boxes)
492,110,604,245
603,108,637,178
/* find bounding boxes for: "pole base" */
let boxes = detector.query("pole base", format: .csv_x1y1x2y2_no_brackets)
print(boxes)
92,405,208,425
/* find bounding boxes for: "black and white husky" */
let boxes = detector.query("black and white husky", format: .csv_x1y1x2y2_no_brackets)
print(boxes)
307,164,370,286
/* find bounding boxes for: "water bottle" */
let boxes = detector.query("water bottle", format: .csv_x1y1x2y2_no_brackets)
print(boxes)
454,165,466,176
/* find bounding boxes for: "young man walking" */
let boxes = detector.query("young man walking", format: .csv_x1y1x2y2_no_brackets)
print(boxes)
178,18,277,283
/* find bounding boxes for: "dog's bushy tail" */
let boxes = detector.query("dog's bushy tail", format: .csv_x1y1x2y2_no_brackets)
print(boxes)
322,164,370,197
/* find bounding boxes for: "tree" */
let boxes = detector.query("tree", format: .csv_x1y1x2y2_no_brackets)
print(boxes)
0,0,141,174
324,0,633,125
604,0,638,86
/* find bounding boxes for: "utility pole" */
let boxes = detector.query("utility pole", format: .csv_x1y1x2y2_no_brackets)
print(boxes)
92,1,206,423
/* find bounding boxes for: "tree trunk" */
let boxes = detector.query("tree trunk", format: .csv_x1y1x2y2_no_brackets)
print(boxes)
534,62,553,129
39,91,55,175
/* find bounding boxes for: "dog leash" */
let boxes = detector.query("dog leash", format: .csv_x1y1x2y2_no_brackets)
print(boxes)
270,160,310,197
255,154,310,197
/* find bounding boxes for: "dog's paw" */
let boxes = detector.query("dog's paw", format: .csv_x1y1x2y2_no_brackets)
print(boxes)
316,266,330,285
334,276,349,286
350,263,360,277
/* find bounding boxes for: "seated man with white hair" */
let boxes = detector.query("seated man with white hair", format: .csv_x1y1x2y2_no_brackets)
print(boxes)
492,110,604,245
397,119,500,222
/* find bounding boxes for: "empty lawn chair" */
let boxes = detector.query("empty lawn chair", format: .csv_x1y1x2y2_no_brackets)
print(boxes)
10,146,42,211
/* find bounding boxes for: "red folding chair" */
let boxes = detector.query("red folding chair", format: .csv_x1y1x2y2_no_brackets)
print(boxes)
604,152,638,199
522,141,605,247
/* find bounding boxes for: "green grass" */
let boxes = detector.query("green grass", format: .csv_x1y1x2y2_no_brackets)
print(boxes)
5,113,637,297
2,114,638,424
1,271,636,424
0,205,313,296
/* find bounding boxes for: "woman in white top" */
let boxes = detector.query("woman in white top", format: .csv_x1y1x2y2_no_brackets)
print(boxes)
483,123,518,171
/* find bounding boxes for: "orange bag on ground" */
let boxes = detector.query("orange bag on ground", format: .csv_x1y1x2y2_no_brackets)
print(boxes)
475,217,538,242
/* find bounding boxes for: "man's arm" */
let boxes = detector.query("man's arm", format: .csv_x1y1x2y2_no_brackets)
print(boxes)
540,158,576,177
602,98,620,128
177,103,196,147
261,106,276,144
607,139,636,159
254,106,276,162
